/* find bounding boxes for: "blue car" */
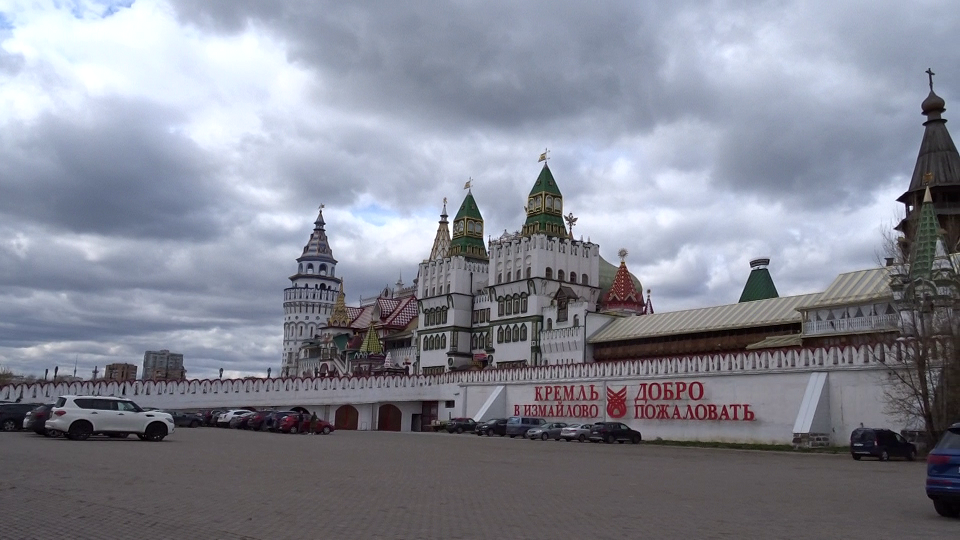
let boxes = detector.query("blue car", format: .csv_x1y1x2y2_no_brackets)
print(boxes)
927,422,960,518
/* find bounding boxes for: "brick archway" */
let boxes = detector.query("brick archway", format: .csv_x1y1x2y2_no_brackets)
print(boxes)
334,405,359,430
377,404,402,432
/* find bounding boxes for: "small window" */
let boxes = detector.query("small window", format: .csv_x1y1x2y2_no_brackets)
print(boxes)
558,270,565,281
525,267,531,279
581,274,588,285
570,272,577,283
545,268,553,279
445,400,456,408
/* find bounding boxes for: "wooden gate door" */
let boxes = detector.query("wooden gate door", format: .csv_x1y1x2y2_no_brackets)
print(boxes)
334,405,359,430
377,404,402,431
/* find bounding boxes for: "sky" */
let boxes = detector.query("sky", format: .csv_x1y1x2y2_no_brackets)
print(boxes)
1,0,959,379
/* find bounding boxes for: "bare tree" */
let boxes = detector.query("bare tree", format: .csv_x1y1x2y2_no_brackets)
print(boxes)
880,216,960,442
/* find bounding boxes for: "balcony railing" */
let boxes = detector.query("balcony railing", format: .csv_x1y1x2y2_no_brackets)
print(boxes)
803,314,899,336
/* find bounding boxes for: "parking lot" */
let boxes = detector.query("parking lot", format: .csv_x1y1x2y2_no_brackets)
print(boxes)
0,427,955,539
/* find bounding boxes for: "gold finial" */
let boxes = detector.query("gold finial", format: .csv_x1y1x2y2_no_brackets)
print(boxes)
618,248,628,262
923,172,934,185
443,197,447,205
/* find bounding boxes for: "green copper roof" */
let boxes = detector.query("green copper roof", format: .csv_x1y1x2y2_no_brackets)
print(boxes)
910,188,943,280
454,190,482,221
528,164,562,197
523,164,567,237
738,267,779,303
449,190,488,260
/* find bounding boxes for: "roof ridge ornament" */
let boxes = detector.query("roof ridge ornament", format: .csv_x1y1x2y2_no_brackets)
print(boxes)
565,212,578,239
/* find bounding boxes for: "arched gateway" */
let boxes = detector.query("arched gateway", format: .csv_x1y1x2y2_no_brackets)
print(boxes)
334,405,359,430
377,404,402,431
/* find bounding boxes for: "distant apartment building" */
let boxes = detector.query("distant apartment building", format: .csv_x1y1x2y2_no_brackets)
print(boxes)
142,350,186,381
103,363,137,382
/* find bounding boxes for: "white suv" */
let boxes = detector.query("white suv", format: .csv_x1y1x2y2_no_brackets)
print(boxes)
46,395,175,441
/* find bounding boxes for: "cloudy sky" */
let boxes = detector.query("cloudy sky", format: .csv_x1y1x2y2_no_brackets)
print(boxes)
1,0,958,379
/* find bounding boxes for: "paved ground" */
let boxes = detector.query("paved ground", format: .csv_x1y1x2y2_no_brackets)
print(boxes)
0,427,955,540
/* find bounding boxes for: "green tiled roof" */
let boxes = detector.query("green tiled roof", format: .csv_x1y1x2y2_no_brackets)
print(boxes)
528,164,562,196
453,191,482,221
449,190,487,260
910,189,941,280
739,267,779,303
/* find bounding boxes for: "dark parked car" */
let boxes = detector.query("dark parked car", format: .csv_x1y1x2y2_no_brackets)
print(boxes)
162,411,203,428
526,422,569,441
505,416,546,438
850,428,917,461
927,422,960,518
589,422,642,444
0,402,43,432
264,411,297,432
476,418,507,436
246,411,272,431
199,410,224,427
23,404,56,435
446,418,477,434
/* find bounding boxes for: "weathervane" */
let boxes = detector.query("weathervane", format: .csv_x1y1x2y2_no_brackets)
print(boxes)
538,148,550,163
319,203,325,210
926,68,935,91
564,212,578,238
463,177,473,190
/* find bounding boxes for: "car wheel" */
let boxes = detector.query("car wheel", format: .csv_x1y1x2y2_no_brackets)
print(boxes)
143,423,167,442
67,421,92,441
934,499,960,518
605,435,615,444
631,435,641,444
540,433,548,441
456,427,464,434
907,448,916,461
322,426,331,435
1,419,19,431
578,434,586,442
880,450,889,461
852,455,861,461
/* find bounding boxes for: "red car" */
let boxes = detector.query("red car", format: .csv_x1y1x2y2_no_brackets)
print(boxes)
278,414,335,435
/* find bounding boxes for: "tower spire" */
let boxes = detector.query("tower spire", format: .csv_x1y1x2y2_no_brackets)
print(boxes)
449,187,487,260
428,198,452,260
522,160,567,237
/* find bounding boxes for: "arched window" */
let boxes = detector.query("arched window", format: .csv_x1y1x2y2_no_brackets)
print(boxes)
546,319,553,330
306,264,314,274
505,300,513,316
423,336,428,349
497,274,503,284
521,296,528,313
525,267,531,279
505,327,512,343
498,300,504,316
320,284,327,290
558,270,565,281
573,315,580,327
512,325,520,341
513,296,520,313
554,198,562,211
520,325,527,341
467,221,475,233
582,274,589,285
319,264,328,276
570,272,577,283
497,327,504,343
298,263,303,273
486,332,492,348
506,271,511,282
545,267,553,279
441,334,446,349
546,195,553,209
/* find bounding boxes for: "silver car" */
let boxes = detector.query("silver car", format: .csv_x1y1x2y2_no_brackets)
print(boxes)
525,422,569,441
560,423,594,442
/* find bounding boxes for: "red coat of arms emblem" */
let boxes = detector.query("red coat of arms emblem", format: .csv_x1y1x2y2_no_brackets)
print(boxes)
606,387,627,419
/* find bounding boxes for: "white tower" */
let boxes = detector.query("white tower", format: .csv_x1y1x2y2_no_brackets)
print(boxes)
282,206,342,376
